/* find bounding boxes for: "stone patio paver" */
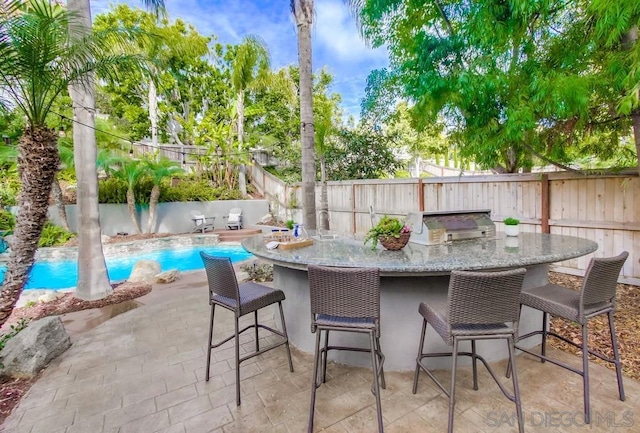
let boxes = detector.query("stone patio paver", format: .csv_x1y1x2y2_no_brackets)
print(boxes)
2,270,638,432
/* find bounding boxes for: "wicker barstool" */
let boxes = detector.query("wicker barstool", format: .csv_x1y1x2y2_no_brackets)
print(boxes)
513,251,628,424
200,252,294,406
412,268,527,433
307,265,385,433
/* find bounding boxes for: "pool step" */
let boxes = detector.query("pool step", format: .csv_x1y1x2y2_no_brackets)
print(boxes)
214,228,262,243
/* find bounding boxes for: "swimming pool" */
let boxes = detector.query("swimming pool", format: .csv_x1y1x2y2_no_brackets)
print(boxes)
0,243,253,290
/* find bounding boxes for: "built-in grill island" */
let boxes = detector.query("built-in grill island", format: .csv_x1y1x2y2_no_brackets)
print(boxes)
406,210,496,246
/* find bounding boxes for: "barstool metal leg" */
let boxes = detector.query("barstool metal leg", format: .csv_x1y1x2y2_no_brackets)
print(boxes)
448,338,460,433
582,322,590,423
206,304,215,381
541,311,548,363
278,302,294,372
254,310,259,352
412,318,428,394
471,340,479,390
608,311,625,401
507,336,524,433
322,330,329,383
308,330,322,433
369,331,384,433
235,314,241,407
375,336,386,389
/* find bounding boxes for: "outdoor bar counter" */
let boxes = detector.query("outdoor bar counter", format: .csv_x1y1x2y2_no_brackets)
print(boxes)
242,232,598,371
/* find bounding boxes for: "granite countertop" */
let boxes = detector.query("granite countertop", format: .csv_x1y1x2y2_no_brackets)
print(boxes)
242,232,598,275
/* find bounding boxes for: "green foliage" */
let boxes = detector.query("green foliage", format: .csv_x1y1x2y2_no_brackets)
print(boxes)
364,215,412,249
240,262,273,282
325,127,402,180
0,164,20,207
504,217,520,226
357,0,640,173
39,222,75,247
0,209,16,232
285,219,295,230
158,180,242,202
0,318,30,354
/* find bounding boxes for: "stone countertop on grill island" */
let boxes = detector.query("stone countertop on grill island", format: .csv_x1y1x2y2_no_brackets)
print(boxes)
241,231,598,371
242,232,598,275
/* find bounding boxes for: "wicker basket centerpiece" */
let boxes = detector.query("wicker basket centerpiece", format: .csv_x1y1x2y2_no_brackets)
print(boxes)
379,232,411,250
364,215,412,251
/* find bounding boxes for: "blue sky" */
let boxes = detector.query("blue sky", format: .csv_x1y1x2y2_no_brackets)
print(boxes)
91,0,389,120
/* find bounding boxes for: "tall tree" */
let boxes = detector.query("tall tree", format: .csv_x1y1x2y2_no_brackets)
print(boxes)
0,0,118,325
356,0,639,174
231,35,271,197
291,0,317,230
67,0,165,301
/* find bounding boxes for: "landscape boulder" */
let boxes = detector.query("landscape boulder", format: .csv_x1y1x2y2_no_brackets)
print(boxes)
129,260,161,283
0,316,71,377
155,269,181,284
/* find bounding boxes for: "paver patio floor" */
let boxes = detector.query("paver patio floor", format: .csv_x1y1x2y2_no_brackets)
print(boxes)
3,270,638,432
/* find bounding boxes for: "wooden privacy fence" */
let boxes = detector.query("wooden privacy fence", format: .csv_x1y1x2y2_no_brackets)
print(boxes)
249,165,639,284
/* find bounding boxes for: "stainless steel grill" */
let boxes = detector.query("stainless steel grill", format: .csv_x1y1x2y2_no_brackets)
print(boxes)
406,210,496,246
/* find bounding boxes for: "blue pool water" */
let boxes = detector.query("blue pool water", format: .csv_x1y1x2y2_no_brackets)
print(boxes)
0,244,253,290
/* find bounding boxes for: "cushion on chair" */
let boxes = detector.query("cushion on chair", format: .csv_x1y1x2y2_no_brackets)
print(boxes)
315,314,376,329
237,282,285,316
521,283,612,324
419,300,513,345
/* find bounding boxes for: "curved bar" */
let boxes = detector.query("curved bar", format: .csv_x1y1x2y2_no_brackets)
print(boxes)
243,233,597,371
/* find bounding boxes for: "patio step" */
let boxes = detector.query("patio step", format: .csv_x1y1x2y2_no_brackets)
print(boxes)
214,228,262,243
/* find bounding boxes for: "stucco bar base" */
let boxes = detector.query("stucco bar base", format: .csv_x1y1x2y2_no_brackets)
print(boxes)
275,264,546,372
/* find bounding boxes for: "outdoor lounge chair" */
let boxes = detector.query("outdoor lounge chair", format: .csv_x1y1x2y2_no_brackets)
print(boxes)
224,207,243,230
191,210,215,233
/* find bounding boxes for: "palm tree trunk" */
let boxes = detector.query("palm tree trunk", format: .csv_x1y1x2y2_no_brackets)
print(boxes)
237,92,248,196
127,188,141,234
68,0,112,301
147,185,160,234
319,158,329,230
295,0,317,230
51,175,70,231
0,128,59,327
633,111,640,178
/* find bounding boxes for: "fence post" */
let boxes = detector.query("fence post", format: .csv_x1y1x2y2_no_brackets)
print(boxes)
541,174,550,233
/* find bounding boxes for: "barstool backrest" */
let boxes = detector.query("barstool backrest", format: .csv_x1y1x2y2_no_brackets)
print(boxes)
580,251,628,309
200,252,240,306
448,268,526,326
308,265,380,321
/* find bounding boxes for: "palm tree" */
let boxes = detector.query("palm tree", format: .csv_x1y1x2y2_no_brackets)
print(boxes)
290,0,317,230
143,155,183,233
0,0,120,326
231,35,271,197
67,0,165,300
105,157,148,234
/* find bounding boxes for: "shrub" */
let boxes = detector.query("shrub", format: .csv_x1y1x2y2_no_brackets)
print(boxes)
0,171,20,207
0,318,30,352
0,209,15,232
240,262,273,282
39,222,75,247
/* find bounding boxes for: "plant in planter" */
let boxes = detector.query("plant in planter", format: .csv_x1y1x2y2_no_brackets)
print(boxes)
364,215,412,250
504,217,520,237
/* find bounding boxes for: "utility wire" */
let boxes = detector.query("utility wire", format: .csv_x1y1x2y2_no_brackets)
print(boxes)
51,110,250,159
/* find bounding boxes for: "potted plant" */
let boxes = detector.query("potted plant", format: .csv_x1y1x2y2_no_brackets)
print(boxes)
504,217,520,237
364,215,412,250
